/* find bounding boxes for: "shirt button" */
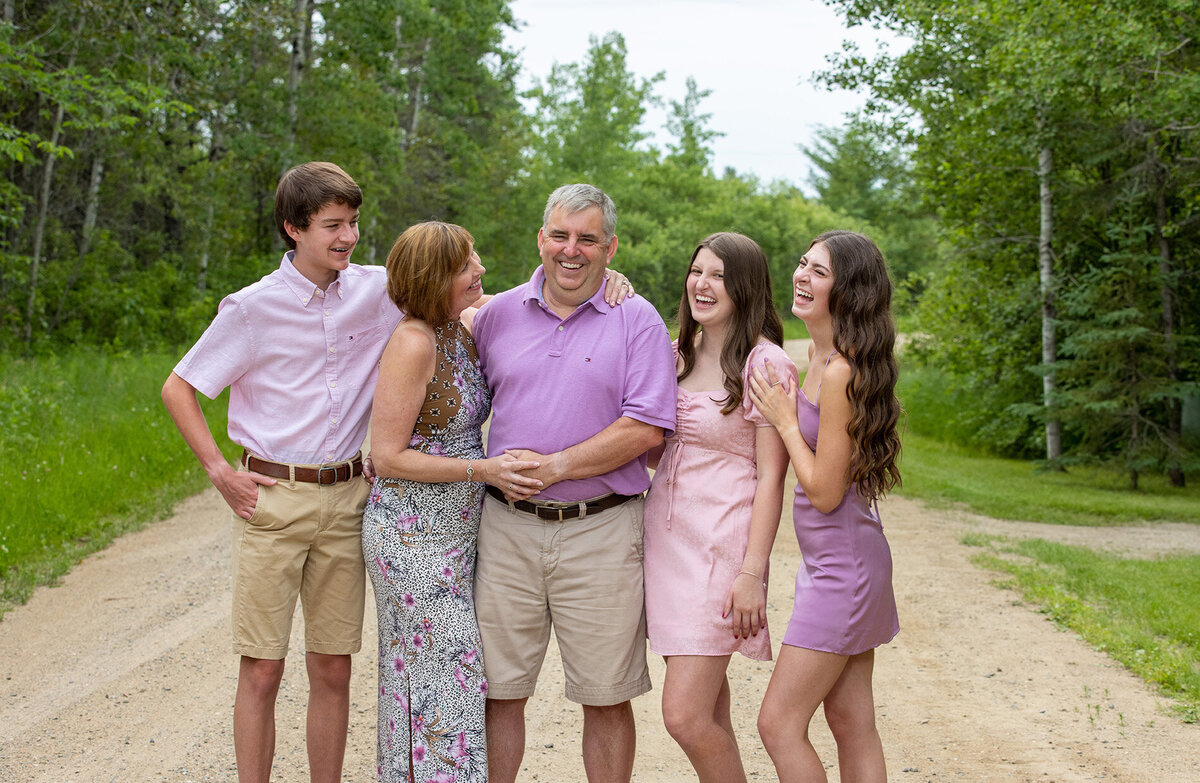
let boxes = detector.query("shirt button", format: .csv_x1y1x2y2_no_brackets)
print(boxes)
325,309,331,316
558,326,564,331
329,346,336,353
330,382,336,388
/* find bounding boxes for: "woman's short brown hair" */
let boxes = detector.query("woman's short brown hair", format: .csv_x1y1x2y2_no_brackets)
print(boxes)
386,221,474,324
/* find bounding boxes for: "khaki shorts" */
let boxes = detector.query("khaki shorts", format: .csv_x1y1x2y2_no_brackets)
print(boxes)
475,493,650,705
230,462,368,659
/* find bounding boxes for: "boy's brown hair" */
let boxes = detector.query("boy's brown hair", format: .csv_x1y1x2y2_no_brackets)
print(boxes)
274,162,363,249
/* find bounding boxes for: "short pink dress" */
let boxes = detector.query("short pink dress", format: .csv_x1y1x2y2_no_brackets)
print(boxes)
644,341,797,660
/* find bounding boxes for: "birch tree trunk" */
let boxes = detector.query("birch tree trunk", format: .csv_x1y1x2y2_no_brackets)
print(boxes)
49,149,104,331
1153,156,1184,487
24,99,65,345
1037,140,1062,462
282,0,315,172
403,37,432,150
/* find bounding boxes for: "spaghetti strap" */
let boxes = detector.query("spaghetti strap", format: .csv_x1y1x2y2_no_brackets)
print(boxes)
815,350,838,395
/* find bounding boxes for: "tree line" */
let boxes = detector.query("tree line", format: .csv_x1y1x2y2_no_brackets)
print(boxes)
3,0,1195,485
819,0,1199,486
1,1,862,354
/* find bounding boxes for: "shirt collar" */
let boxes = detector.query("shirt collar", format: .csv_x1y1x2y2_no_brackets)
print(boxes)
280,251,346,306
523,266,612,315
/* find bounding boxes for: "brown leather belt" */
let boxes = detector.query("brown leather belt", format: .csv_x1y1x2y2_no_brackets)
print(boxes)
242,450,363,485
486,485,638,521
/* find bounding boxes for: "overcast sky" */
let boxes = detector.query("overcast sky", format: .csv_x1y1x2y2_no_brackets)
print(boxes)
503,0,900,191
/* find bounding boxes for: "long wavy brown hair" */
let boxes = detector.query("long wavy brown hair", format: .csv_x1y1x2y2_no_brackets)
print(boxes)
677,232,784,414
816,230,902,500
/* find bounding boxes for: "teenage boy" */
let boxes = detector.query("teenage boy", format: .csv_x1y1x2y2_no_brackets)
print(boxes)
162,161,401,783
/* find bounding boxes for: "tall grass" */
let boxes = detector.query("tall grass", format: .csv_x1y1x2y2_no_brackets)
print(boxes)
0,350,235,613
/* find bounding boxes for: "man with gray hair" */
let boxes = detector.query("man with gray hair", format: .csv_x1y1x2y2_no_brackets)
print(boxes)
471,184,677,781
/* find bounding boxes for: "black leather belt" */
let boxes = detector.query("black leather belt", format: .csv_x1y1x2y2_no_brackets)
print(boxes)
486,485,638,521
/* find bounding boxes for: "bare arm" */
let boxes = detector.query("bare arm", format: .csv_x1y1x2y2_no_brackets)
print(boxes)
723,424,788,638
161,372,275,519
505,416,664,496
748,359,854,513
370,322,542,489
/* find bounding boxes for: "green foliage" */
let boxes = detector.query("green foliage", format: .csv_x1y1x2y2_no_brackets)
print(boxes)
824,0,1200,480
0,350,236,613
2,10,875,348
802,119,939,297
967,536,1200,722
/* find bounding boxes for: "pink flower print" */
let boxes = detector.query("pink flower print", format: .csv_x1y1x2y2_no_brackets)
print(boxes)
402,592,416,607
388,716,396,735
396,514,418,531
374,557,390,580
379,682,386,696
454,666,468,690
392,656,406,674
411,742,428,764
451,731,470,761
440,565,455,581
412,712,427,733
411,633,425,650
445,547,464,559
460,649,478,667
479,680,488,694
431,771,458,783
422,617,434,633
459,506,471,522
450,583,462,597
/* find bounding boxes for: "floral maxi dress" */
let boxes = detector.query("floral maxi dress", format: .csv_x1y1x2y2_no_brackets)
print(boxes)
362,321,490,783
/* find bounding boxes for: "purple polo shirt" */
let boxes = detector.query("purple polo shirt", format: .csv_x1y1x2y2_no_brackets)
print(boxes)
473,267,677,502
174,252,401,464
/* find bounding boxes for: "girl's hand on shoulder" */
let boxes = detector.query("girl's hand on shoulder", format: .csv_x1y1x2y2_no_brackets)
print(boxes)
748,360,798,432
603,269,634,305
723,572,767,639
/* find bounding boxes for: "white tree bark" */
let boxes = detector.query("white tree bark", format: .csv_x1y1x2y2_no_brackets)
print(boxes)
1038,141,1062,461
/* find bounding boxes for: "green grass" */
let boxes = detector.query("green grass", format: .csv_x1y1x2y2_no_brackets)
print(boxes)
781,317,810,341
965,534,1200,723
898,432,1200,526
0,349,236,616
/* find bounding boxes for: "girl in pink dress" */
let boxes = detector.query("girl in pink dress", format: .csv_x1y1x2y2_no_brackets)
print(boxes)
644,232,794,782
749,230,902,782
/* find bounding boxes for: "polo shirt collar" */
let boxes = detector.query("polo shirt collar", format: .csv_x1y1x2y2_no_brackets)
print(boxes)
280,250,347,305
524,266,612,316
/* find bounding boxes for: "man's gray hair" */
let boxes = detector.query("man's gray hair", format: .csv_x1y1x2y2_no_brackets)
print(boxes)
543,184,617,241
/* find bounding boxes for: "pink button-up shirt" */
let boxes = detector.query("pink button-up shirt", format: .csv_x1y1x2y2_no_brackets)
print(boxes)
174,252,401,464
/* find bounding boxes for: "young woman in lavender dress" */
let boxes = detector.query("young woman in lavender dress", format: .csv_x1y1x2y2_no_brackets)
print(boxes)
749,230,902,783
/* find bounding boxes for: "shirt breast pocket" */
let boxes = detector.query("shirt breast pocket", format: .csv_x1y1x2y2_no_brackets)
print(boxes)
344,324,388,386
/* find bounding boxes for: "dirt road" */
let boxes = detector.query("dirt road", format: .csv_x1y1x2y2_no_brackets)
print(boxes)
3,484,1199,782
2,340,1198,781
